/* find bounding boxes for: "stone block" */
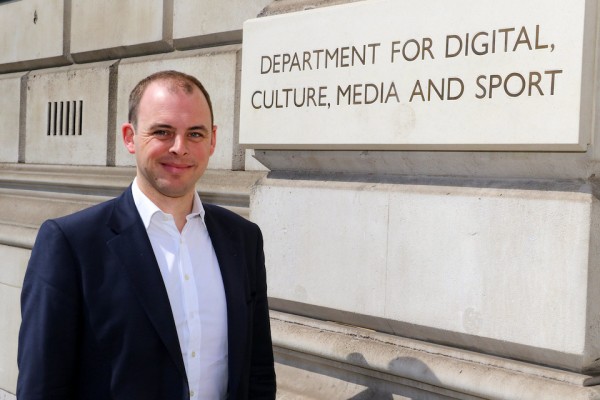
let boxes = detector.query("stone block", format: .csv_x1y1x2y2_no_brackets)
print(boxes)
253,179,390,315
25,62,116,165
245,149,269,171
0,245,28,293
0,0,69,72
251,178,600,372
0,245,30,395
272,311,600,400
0,189,101,229
70,0,172,62
115,49,239,170
0,389,15,400
173,0,271,48
384,185,594,360
0,74,24,163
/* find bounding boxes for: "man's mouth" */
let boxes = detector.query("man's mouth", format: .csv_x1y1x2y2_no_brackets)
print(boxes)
161,162,193,173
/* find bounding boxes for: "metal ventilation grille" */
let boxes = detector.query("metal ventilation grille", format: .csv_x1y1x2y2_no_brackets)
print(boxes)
47,101,83,136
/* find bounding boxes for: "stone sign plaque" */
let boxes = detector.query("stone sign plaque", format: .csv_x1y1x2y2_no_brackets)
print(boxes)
240,0,596,150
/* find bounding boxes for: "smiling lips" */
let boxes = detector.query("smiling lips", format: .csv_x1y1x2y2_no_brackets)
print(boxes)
160,161,194,174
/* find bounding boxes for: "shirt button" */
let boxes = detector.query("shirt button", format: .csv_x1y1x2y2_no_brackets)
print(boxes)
190,390,195,397
184,274,190,281
192,351,196,357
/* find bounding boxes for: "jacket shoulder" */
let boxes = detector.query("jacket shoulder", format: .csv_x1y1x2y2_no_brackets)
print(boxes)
203,203,259,230
48,188,136,238
52,197,118,231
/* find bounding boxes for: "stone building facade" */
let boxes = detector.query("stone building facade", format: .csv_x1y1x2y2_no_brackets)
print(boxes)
2,0,600,399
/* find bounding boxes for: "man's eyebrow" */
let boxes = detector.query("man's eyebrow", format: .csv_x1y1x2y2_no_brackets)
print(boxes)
148,123,175,130
189,125,209,131
146,124,209,131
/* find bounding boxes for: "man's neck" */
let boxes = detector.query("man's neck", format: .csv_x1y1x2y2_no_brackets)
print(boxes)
155,197,192,233
137,183,194,232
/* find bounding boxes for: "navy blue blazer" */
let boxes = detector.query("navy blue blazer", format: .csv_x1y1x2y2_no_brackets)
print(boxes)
17,187,276,399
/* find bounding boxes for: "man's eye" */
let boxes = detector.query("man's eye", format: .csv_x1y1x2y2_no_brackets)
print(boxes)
189,132,204,138
153,130,170,136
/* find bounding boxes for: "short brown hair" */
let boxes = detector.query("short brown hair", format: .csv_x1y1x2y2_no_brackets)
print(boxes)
128,70,214,128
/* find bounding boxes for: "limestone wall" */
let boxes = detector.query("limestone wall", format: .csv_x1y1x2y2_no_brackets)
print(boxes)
3,0,600,399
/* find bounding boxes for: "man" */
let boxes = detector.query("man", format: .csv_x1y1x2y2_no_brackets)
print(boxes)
17,70,276,399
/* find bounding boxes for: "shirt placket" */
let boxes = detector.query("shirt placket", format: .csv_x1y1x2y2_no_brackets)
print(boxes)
179,227,202,398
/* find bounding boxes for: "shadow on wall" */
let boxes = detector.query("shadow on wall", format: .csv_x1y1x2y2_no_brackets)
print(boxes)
348,386,394,399
346,352,447,400
275,347,452,399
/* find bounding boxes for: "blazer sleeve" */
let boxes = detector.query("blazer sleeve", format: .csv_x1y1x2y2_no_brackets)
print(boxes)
17,220,82,400
248,227,277,399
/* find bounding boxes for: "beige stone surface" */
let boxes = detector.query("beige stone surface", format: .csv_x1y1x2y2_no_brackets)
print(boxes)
0,0,65,66
385,186,591,353
0,74,24,163
25,62,115,165
272,311,600,400
115,49,240,170
245,149,269,171
0,389,15,400
173,0,271,44
0,245,29,395
254,181,389,315
251,178,600,371
70,0,171,60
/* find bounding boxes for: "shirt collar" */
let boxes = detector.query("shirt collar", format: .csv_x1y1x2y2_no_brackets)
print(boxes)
131,177,206,229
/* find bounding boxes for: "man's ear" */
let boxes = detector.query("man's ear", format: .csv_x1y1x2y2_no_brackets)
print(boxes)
210,125,217,156
122,123,136,154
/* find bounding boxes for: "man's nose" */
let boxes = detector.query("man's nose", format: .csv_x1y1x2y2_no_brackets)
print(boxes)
169,134,188,155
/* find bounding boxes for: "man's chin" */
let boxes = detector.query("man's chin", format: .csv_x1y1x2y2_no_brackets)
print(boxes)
153,182,195,200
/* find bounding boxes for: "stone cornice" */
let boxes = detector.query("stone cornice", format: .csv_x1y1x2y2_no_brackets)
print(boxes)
271,311,600,399
0,164,266,249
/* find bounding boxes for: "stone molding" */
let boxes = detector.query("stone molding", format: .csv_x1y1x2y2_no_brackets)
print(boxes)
0,388,15,400
0,164,266,249
271,311,600,399
258,0,364,17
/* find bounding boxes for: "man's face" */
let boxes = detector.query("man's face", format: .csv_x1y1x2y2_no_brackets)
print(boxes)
122,80,216,205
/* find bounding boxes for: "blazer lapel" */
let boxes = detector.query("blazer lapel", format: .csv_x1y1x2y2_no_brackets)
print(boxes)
204,205,250,396
105,188,186,380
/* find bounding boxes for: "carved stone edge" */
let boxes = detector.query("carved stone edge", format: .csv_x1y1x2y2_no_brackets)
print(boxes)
0,164,266,248
258,0,364,17
0,388,15,400
270,311,600,399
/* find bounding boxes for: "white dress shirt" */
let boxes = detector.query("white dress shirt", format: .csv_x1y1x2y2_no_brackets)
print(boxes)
132,179,228,399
